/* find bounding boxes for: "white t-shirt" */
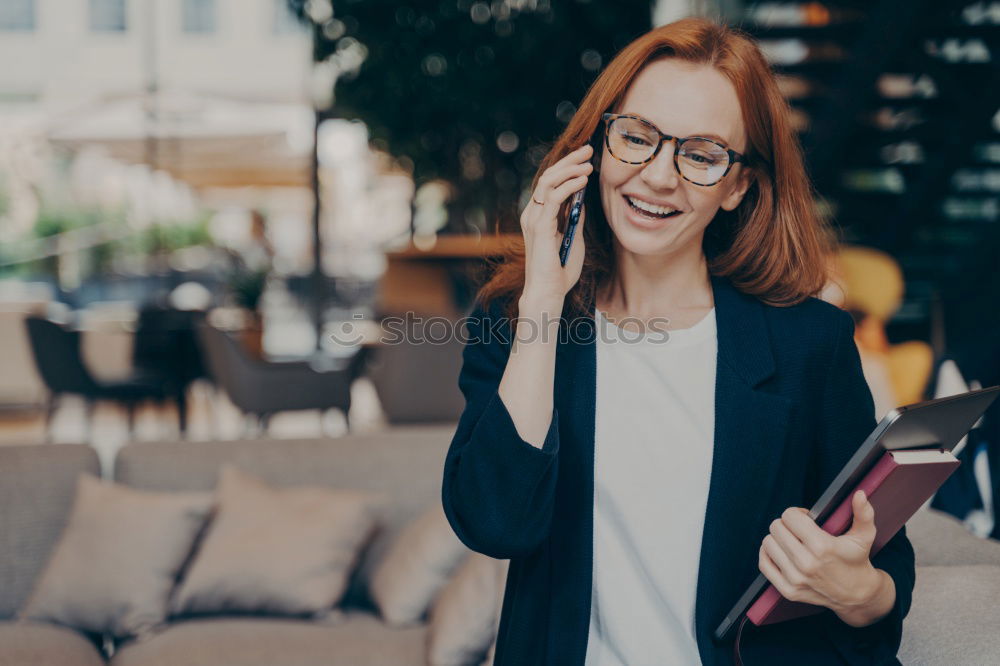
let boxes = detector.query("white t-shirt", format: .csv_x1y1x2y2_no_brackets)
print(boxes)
585,305,718,666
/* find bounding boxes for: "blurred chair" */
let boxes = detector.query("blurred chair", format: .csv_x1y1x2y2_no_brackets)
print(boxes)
0,308,47,408
132,304,210,433
77,300,137,382
367,335,466,424
886,341,936,406
835,245,935,407
0,284,53,408
24,316,180,440
196,322,367,434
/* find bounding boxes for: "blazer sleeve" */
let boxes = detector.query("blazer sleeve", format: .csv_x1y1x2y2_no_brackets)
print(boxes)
441,297,561,559
813,308,916,664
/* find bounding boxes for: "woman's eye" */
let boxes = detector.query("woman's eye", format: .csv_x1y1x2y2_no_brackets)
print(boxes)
685,152,716,165
623,133,651,146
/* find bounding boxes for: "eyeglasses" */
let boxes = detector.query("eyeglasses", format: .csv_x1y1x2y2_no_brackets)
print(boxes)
601,112,747,187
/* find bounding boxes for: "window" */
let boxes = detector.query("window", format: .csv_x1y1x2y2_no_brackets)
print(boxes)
0,0,35,31
182,0,216,34
90,0,126,32
273,0,304,35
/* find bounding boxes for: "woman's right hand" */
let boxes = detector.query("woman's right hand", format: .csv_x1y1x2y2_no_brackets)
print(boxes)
520,143,594,308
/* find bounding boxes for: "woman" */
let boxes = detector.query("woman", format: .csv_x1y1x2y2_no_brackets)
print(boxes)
441,17,914,666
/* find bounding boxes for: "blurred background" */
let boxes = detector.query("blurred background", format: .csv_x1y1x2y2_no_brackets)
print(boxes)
0,2,999,664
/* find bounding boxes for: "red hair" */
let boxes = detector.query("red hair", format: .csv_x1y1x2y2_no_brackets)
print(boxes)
477,17,834,319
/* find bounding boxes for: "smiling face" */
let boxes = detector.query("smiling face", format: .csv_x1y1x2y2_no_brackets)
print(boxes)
598,58,753,260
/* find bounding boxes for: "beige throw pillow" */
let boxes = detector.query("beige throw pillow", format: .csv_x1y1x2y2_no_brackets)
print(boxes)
370,502,469,626
170,465,385,619
19,474,212,640
427,553,510,666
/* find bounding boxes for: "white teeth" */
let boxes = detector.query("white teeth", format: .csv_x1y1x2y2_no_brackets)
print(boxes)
626,195,678,216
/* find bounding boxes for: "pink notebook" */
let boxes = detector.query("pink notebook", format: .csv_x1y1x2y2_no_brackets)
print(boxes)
747,449,960,626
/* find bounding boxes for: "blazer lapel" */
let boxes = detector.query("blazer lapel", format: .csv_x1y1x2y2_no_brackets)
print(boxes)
552,306,598,666
694,274,794,664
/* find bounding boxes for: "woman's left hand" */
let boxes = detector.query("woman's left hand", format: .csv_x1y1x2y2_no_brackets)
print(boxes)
758,490,896,628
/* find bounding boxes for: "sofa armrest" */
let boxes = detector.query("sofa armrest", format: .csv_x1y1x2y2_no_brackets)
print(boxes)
907,507,1000,567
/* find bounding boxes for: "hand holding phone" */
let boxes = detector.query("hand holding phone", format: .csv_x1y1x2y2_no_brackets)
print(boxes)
520,144,593,306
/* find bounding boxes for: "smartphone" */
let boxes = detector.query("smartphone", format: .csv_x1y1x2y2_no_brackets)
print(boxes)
559,151,595,266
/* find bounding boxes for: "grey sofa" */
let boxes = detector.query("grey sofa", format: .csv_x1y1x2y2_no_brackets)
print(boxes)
0,426,453,666
2,430,1000,665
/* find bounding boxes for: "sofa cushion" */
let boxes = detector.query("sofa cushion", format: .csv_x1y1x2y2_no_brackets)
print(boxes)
108,611,426,666
0,444,100,619
0,620,105,666
426,553,508,666
899,565,1000,665
20,475,212,640
171,465,385,619
113,426,455,610
370,502,469,626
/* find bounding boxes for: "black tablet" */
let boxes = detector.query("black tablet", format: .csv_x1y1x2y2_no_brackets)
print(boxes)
713,385,1000,643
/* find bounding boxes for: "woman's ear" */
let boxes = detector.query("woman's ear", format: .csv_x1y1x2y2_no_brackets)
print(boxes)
720,165,753,212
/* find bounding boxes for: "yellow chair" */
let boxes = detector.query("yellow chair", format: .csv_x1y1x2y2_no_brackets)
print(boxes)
834,245,934,407
886,341,936,406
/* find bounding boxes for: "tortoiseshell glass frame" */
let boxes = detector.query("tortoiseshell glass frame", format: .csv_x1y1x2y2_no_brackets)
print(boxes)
601,112,747,187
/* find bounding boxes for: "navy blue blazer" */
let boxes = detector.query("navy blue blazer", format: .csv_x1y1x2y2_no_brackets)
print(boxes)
442,273,915,666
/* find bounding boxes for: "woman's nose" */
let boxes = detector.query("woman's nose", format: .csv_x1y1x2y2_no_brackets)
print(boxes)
640,141,681,189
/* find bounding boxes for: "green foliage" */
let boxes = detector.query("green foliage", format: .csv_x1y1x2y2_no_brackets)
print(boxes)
22,209,213,278
24,208,106,279
136,216,213,255
226,266,269,312
293,0,652,231
32,208,103,238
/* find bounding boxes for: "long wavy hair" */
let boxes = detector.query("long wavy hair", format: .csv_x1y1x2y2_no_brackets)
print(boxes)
476,17,834,319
